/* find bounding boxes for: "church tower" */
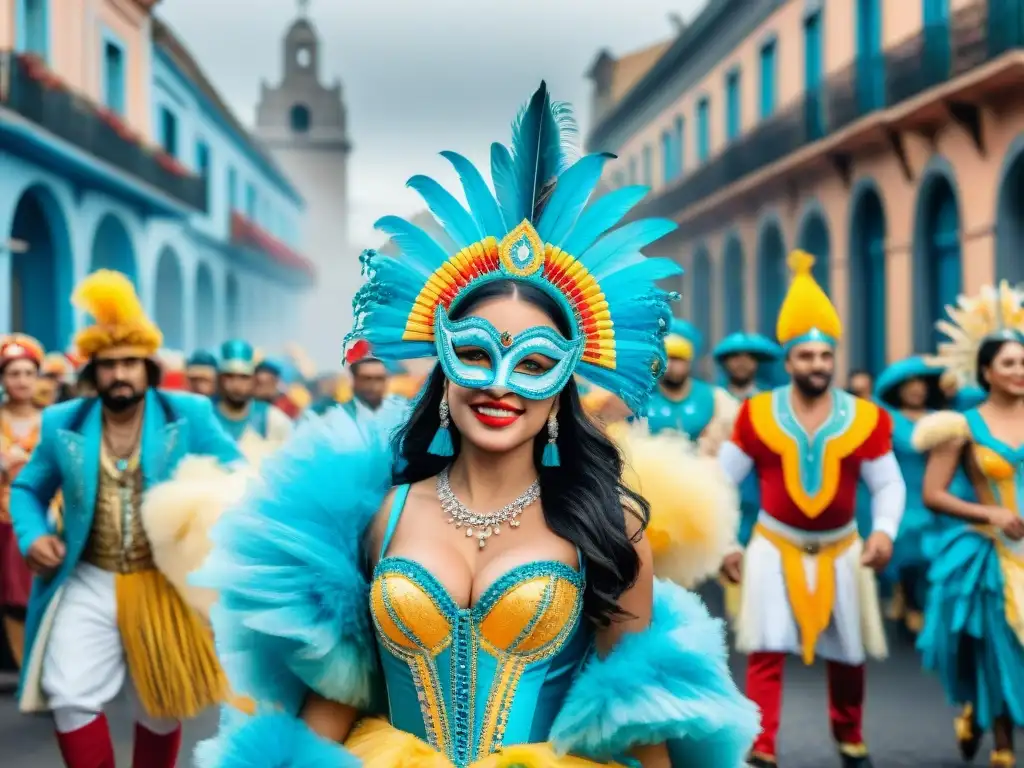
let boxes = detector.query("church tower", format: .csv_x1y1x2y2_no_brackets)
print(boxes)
255,0,354,367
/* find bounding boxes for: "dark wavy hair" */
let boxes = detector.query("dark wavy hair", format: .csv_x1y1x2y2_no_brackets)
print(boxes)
392,280,649,628
977,336,1024,391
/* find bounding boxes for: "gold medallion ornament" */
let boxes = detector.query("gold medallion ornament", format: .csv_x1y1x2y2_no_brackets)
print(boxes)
498,221,546,277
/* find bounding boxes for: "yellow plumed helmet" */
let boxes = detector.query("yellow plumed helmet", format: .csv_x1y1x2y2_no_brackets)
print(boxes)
73,270,163,359
775,250,842,348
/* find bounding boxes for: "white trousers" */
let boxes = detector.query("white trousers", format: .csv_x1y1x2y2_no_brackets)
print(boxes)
42,563,180,735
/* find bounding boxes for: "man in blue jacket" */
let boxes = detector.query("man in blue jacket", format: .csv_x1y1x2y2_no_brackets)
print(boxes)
11,270,242,768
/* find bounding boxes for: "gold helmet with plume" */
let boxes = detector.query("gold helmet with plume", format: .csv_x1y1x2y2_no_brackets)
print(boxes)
72,270,162,360
776,250,841,350
926,280,1024,387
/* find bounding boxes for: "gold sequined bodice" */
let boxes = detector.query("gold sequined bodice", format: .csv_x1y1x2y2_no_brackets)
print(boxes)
81,448,155,573
369,487,588,767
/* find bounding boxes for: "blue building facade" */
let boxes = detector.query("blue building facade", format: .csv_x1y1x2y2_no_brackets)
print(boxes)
0,1,311,357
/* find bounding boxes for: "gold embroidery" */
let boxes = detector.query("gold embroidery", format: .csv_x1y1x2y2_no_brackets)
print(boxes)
81,448,155,573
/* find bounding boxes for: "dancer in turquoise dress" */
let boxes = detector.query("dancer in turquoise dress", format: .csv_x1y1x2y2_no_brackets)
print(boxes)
912,282,1024,768
191,83,757,768
873,356,946,633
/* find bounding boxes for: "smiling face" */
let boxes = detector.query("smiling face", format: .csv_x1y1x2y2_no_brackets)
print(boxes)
445,294,561,456
984,340,1024,398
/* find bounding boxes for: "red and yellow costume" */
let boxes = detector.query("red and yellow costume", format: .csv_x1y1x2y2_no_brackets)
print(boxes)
718,253,905,766
0,334,45,667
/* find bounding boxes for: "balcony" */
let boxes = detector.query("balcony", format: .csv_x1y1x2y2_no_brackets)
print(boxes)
0,51,207,215
230,211,316,286
629,0,1024,225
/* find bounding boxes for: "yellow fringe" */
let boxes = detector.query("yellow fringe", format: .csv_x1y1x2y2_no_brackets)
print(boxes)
345,717,624,767
115,569,227,720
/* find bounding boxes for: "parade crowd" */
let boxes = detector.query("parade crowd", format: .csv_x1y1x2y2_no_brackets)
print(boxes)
1,83,1023,768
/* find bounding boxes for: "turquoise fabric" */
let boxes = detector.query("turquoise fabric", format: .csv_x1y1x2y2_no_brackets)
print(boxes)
643,379,716,440
917,409,1024,728
214,398,271,441
374,487,590,761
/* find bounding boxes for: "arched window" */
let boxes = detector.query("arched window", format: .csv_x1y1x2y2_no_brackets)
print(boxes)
290,104,311,133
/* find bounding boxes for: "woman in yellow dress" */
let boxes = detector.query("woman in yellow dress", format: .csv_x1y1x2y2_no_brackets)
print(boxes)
193,83,756,768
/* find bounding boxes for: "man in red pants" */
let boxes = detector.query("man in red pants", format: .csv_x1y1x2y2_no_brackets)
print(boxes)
718,252,905,768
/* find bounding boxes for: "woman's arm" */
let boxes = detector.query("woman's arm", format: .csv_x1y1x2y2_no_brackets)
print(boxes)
921,439,993,524
300,692,361,744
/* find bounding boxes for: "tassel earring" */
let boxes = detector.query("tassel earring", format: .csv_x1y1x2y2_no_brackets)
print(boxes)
428,396,455,457
542,412,560,467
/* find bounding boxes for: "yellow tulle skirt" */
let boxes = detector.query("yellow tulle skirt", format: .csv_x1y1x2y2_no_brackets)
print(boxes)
346,717,624,768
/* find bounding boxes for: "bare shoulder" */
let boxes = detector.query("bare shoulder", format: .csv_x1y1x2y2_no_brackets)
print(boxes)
365,486,400,565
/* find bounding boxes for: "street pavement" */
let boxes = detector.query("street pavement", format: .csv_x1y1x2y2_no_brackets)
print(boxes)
0,622,986,767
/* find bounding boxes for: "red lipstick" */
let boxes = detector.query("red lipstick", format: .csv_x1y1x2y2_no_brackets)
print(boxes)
470,400,523,428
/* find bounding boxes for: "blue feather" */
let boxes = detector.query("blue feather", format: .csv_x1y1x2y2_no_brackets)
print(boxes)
192,409,391,714
194,711,359,768
509,82,563,222
581,218,677,275
549,580,759,767
406,174,481,249
560,185,649,254
440,151,506,238
536,153,612,245
490,142,521,230
373,215,450,272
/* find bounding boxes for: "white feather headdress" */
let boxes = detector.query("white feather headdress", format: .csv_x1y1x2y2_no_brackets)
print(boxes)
927,281,1024,387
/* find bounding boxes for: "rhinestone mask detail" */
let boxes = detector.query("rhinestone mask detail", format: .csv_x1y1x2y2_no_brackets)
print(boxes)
437,468,541,550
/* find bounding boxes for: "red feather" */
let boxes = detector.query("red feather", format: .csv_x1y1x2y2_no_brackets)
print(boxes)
345,339,371,365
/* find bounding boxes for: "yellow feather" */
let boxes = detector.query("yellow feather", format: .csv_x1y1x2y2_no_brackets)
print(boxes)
609,422,738,588
72,270,162,358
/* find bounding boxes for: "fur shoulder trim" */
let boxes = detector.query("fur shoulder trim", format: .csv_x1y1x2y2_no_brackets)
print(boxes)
142,455,255,620
192,408,393,713
549,580,758,766
194,710,359,768
911,410,970,452
612,423,738,588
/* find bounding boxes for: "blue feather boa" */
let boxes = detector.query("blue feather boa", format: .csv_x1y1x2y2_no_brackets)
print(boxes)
191,408,392,715
549,580,759,767
194,710,358,768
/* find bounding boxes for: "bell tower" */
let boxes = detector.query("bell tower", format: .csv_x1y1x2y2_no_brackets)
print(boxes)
255,0,354,367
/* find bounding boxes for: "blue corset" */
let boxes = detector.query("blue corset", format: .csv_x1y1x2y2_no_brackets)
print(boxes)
370,486,590,766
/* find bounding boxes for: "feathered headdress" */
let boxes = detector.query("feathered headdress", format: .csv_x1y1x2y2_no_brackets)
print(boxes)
72,270,162,359
0,333,44,371
927,280,1024,387
348,82,681,412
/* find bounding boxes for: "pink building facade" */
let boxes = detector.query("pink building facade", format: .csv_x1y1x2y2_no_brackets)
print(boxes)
587,0,1024,381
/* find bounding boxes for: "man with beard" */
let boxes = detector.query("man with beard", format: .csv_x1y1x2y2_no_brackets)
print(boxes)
643,318,738,455
185,350,218,397
310,340,410,432
9,270,243,768
717,252,906,768
213,340,293,448
713,333,783,401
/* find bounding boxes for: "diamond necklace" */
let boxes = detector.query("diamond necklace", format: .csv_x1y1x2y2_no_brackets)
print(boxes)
437,468,541,550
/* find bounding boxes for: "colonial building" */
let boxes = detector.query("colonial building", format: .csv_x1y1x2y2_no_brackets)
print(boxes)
255,3,352,368
0,0,313,356
588,0,1024,380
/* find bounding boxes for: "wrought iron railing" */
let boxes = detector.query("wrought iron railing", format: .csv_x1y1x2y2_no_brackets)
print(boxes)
0,51,207,212
630,0,1022,220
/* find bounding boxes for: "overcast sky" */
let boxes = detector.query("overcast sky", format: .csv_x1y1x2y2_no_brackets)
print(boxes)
158,0,707,249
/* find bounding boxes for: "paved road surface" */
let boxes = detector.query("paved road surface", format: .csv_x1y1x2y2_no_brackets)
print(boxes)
0,623,986,767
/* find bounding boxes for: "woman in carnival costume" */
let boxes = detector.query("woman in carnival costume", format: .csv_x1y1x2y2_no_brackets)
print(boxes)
912,282,1024,767
192,83,758,768
0,334,45,668
872,357,948,634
